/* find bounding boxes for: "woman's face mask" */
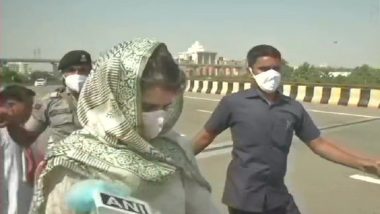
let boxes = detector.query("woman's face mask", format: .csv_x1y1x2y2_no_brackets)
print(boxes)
141,110,166,140
140,86,178,140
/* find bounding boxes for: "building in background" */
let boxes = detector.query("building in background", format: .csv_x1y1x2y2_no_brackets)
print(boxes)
178,41,245,77
6,62,31,75
328,70,352,77
178,41,217,65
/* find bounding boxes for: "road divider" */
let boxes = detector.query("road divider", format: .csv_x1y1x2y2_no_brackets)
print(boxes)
186,80,380,108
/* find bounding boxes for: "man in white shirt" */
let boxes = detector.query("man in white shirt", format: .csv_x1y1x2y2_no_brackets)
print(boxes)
0,85,35,214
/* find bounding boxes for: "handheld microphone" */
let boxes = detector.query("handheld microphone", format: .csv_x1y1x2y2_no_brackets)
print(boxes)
66,179,152,214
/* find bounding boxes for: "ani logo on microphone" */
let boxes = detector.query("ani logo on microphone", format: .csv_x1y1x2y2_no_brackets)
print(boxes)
95,192,152,214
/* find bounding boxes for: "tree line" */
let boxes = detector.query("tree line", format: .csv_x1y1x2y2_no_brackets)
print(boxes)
282,62,380,87
0,68,61,85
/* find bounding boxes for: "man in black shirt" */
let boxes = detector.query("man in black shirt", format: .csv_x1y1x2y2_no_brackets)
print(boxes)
193,45,380,214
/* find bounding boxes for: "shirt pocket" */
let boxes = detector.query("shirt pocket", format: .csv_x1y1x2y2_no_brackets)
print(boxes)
271,118,294,150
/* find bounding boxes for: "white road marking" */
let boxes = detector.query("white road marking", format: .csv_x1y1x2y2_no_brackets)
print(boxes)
309,109,380,119
184,96,220,102
207,141,233,149
197,141,233,159
197,148,232,159
349,174,380,185
197,109,213,113
196,108,379,119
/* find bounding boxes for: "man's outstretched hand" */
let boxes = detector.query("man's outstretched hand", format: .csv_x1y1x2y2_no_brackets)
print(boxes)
359,159,380,177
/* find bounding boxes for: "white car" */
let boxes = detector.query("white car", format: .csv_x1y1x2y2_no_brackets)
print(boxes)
34,78,47,87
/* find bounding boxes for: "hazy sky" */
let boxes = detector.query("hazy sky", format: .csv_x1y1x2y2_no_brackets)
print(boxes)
1,0,380,68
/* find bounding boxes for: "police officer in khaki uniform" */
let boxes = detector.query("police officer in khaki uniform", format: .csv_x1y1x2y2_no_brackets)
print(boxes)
7,50,92,147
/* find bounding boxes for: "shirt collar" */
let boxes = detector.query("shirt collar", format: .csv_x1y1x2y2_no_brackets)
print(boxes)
243,87,291,103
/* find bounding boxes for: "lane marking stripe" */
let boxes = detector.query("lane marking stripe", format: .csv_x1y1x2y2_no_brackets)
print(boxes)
185,95,220,102
197,148,231,159
308,109,379,119
197,109,213,113
195,109,379,119
349,174,380,185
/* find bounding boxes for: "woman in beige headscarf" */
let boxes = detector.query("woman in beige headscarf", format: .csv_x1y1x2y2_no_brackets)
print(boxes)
30,39,219,214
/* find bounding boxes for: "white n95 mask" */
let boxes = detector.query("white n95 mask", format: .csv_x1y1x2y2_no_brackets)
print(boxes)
250,68,281,93
141,110,165,140
65,74,88,92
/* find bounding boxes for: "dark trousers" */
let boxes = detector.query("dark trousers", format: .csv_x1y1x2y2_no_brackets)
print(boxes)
228,196,301,214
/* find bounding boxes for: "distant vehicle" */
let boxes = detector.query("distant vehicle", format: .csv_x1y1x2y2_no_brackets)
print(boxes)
34,78,47,87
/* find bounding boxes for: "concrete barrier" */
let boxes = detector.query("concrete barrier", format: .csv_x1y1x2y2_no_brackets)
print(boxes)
186,80,380,108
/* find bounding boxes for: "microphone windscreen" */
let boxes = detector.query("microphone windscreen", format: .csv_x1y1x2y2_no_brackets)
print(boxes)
66,179,131,213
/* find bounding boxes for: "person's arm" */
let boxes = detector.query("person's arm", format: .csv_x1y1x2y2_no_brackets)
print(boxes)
192,129,218,155
7,102,48,147
308,137,380,176
295,104,380,177
192,97,232,155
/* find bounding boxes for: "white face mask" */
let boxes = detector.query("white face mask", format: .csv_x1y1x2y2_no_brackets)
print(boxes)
141,110,165,140
249,68,281,93
65,74,88,92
